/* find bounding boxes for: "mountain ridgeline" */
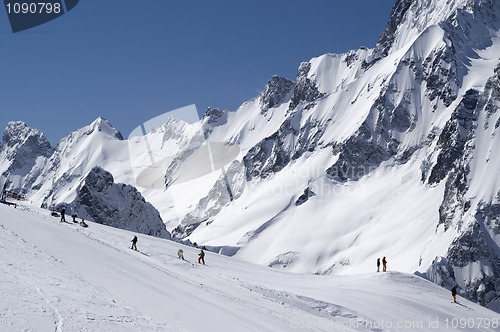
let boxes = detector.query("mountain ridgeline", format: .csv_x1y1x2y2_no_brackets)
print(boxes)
1,0,500,311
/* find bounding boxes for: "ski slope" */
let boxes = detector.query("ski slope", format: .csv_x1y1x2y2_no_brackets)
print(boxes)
1,202,499,332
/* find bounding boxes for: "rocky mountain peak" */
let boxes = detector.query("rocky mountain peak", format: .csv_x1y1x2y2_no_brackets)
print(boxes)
88,117,123,140
203,107,228,127
373,0,498,58
68,166,170,238
375,0,412,57
83,166,114,191
259,75,295,112
2,121,51,151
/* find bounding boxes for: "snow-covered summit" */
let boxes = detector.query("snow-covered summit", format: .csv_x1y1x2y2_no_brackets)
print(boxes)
375,0,500,58
87,116,124,140
2,121,52,150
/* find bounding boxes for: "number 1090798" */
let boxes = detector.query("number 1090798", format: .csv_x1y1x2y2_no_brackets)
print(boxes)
5,2,62,14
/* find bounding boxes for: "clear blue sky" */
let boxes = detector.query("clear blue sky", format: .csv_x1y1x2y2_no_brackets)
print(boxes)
0,0,395,144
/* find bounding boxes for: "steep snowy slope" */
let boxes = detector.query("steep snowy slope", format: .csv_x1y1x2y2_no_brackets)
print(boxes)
1,203,499,331
27,117,129,207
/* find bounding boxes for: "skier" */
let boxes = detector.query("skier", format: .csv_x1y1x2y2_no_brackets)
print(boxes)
451,286,457,303
377,258,381,272
198,249,205,265
60,208,66,222
382,256,387,272
131,235,138,251
1,182,6,201
177,249,184,260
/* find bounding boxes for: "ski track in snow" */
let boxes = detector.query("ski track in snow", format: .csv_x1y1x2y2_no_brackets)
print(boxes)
0,204,348,331
76,222,352,331
0,216,174,332
35,286,63,332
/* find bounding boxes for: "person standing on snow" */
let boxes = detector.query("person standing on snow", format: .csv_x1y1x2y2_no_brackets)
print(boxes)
131,235,138,251
377,258,381,272
382,256,387,272
451,286,457,303
198,249,205,265
60,208,66,222
177,249,184,260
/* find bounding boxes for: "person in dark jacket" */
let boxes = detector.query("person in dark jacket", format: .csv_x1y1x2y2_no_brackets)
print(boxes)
451,286,457,303
377,258,381,272
382,257,387,272
131,235,138,251
198,249,205,265
60,208,66,222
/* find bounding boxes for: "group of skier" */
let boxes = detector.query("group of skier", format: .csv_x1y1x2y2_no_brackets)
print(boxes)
180,247,206,264
57,207,88,227
376,257,388,272
131,236,206,264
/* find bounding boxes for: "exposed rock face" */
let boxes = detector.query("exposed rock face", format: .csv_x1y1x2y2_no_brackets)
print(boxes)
424,218,500,311
295,187,316,206
259,76,295,112
2,121,52,155
375,0,412,58
243,63,328,182
326,95,400,182
68,167,170,238
289,62,324,110
428,90,479,186
0,121,52,194
204,107,228,127
244,113,302,180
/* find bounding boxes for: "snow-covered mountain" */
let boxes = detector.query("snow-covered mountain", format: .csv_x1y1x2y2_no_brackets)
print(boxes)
1,0,500,311
0,118,170,238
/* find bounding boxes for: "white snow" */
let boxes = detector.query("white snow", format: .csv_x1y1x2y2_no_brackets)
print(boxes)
1,202,499,331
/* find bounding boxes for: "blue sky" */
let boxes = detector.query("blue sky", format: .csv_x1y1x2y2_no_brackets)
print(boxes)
0,0,395,144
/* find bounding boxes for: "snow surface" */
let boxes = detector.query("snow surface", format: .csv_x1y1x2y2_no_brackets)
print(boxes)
1,202,499,331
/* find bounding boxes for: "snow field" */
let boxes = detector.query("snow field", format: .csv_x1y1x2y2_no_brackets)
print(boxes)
1,202,499,331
